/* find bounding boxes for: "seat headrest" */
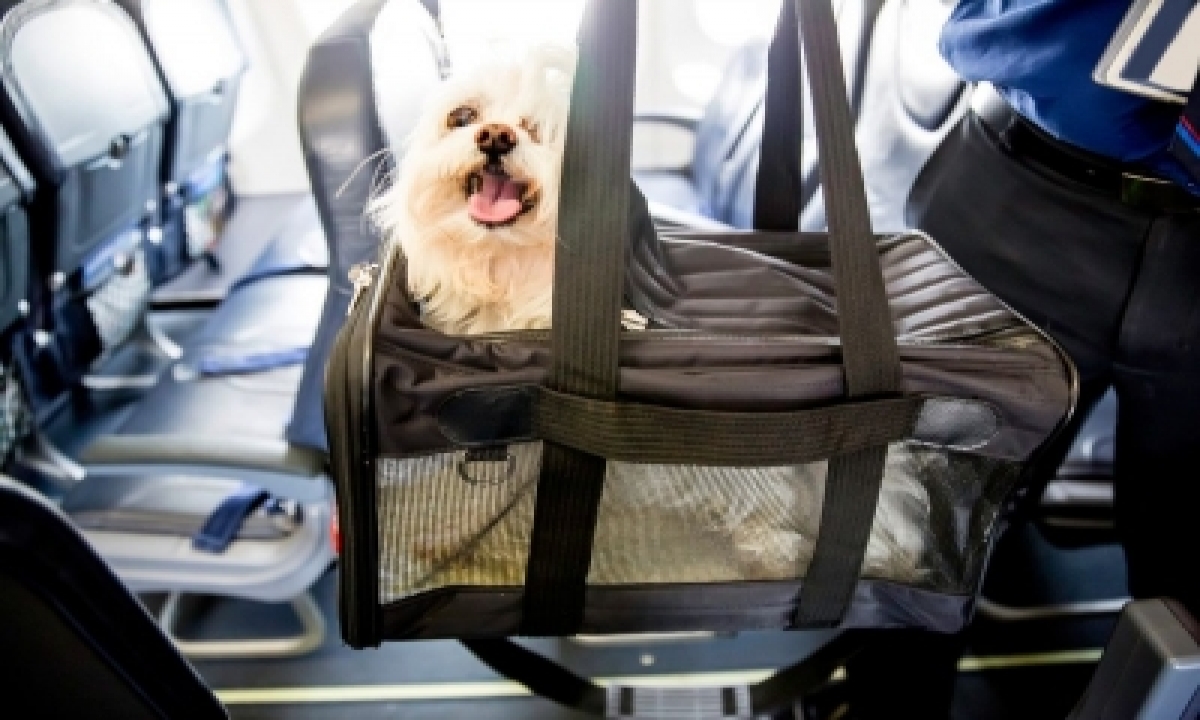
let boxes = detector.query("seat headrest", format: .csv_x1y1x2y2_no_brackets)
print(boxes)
114,0,247,101
289,0,445,453
0,0,169,176
298,0,445,295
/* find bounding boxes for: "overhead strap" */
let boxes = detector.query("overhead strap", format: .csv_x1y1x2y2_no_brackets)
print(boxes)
463,632,864,718
532,389,921,467
520,0,638,636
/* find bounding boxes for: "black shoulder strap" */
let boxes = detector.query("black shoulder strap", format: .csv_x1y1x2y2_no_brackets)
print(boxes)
520,0,638,636
521,0,904,636
786,0,902,627
754,0,804,231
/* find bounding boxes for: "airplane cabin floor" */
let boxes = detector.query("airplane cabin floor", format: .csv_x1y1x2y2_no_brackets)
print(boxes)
167,525,1123,719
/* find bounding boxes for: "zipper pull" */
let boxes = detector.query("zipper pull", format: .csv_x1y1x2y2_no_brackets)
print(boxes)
347,262,379,317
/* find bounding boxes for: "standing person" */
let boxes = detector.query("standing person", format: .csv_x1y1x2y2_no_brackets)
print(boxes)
827,2,1200,718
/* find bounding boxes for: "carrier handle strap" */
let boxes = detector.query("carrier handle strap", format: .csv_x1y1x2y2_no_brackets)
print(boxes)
521,0,638,635
760,0,902,399
463,632,865,718
523,0,903,634
753,0,804,232
532,388,922,467
746,0,906,627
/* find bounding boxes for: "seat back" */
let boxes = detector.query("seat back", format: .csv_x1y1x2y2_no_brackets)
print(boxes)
288,0,445,451
115,0,246,188
799,0,969,232
0,0,169,406
682,0,965,232
0,475,227,719
115,0,247,279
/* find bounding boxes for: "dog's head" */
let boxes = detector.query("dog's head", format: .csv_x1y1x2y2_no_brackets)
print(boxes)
377,46,576,252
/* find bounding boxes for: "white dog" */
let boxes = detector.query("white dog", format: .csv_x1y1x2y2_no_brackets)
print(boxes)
371,47,576,335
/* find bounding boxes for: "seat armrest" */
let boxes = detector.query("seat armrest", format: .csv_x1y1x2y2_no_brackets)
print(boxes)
1069,599,1200,719
82,436,329,502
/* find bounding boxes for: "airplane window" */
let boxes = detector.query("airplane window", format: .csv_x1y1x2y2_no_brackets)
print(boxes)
441,0,588,69
693,0,780,47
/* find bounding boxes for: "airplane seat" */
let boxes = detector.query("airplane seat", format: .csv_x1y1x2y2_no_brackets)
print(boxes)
0,0,169,412
0,0,333,658
631,40,767,221
633,0,888,230
0,474,228,718
289,0,446,453
113,0,249,287
0,0,327,491
799,0,971,232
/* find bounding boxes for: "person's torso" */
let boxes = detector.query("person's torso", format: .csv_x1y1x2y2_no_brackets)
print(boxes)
940,0,1196,191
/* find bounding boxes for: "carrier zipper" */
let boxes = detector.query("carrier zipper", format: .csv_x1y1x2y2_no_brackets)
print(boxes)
347,262,379,317
327,258,389,647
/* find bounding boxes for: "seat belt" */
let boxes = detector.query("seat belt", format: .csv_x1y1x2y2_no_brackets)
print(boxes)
191,346,309,378
193,485,272,553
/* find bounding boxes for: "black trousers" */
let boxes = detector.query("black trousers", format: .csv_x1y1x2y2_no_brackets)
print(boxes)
840,105,1200,719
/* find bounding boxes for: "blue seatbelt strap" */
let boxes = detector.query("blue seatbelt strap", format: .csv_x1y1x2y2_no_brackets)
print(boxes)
193,485,272,553
1171,77,1200,183
194,346,309,377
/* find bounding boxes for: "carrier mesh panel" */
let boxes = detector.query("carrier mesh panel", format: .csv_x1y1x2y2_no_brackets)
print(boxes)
86,249,152,352
0,365,29,463
377,443,1021,605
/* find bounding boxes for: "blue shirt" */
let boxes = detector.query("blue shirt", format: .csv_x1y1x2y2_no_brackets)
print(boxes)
941,0,1199,194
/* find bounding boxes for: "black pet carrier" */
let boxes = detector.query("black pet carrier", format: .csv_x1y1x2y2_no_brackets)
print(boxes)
325,0,1075,712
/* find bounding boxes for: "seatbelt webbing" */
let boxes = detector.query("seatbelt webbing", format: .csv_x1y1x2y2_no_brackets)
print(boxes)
193,485,271,554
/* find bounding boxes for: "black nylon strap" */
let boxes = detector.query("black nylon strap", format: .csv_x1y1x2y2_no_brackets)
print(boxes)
787,0,902,628
462,639,607,714
533,388,921,467
754,0,804,231
463,633,864,717
521,0,638,636
790,0,901,398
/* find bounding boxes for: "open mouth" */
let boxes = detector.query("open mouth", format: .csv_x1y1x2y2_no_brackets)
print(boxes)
465,164,535,227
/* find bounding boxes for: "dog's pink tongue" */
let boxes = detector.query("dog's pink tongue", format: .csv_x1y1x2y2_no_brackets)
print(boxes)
468,172,524,225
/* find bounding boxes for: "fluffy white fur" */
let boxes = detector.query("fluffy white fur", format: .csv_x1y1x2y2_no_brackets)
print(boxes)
371,46,576,335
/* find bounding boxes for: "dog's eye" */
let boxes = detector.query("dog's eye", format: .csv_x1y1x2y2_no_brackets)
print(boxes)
447,106,478,129
520,118,541,143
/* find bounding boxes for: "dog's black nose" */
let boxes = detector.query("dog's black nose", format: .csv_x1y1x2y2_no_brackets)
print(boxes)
475,123,518,156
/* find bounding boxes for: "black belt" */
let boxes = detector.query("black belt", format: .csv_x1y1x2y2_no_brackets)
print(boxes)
971,84,1200,214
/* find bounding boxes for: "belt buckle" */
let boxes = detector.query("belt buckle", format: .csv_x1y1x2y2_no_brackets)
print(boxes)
1120,174,1197,213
